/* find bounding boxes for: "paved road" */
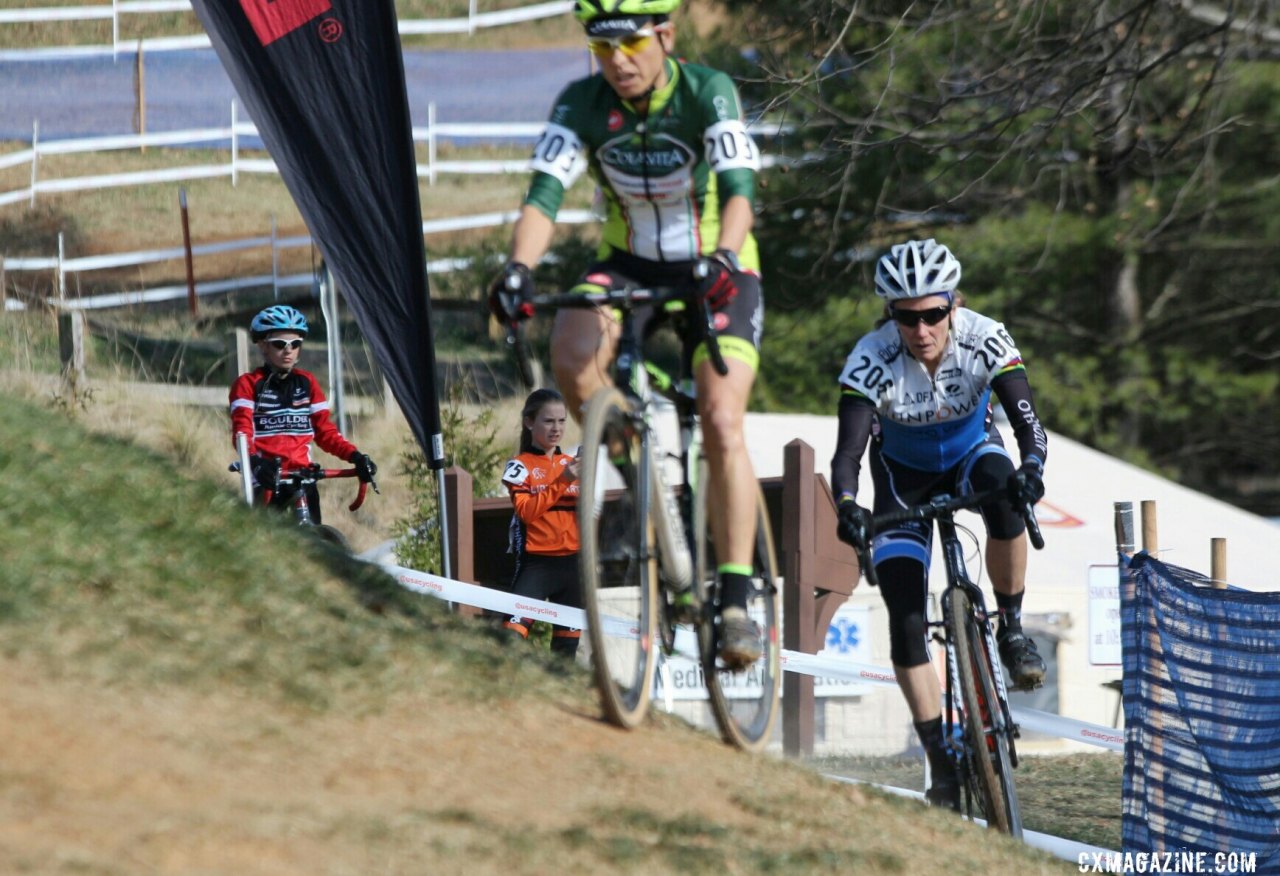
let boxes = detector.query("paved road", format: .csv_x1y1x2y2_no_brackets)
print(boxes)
0,47,587,144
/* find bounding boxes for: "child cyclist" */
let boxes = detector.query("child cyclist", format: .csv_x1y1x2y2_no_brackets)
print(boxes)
500,389,582,659
229,305,377,524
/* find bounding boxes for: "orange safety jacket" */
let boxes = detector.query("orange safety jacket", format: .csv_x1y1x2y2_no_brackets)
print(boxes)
501,447,579,557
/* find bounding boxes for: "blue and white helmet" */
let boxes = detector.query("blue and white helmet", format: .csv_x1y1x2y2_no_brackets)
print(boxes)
250,305,308,340
874,239,962,300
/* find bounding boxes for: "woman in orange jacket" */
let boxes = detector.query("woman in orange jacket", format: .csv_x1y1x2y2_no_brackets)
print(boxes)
500,389,582,658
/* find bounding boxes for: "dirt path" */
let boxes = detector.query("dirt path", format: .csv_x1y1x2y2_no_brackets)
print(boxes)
0,658,1059,875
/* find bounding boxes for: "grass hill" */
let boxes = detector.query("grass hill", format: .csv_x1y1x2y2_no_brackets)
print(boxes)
0,388,1069,875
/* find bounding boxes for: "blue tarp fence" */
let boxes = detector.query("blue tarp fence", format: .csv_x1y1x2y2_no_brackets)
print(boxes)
1121,552,1280,872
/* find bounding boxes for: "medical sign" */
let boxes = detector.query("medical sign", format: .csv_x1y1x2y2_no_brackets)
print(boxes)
657,604,874,700
1088,564,1122,666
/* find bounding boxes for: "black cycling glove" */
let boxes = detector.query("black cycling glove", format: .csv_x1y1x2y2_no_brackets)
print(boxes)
352,452,378,484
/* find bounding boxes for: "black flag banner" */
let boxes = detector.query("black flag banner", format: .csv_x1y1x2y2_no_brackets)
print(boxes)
190,0,445,468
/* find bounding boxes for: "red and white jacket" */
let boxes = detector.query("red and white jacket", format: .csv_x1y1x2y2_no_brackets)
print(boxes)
229,366,357,471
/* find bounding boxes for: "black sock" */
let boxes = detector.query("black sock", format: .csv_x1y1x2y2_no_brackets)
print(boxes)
994,590,1024,638
914,717,953,777
719,572,751,611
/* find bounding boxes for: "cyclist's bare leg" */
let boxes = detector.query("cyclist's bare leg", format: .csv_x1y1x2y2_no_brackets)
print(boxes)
695,356,757,568
550,307,619,419
896,662,942,723
985,533,1027,596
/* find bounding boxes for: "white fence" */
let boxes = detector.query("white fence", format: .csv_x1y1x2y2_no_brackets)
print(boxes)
0,0,575,60
2,208,596,312
0,102,546,210
0,104,788,209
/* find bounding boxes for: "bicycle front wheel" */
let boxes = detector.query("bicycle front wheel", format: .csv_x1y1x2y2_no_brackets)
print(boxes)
309,524,350,551
695,468,781,751
949,588,1022,836
579,388,657,730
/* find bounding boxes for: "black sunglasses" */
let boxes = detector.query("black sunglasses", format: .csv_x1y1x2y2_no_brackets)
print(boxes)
890,305,952,327
267,338,303,351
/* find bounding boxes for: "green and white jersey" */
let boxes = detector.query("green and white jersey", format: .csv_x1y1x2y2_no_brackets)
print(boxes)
524,58,761,268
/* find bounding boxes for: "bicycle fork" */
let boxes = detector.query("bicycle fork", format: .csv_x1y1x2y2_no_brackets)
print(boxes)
642,427,693,593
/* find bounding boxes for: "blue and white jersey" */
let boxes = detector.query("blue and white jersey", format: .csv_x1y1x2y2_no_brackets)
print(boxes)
837,308,1026,472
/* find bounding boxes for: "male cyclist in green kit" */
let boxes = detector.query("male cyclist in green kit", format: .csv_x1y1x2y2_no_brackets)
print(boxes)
488,0,766,670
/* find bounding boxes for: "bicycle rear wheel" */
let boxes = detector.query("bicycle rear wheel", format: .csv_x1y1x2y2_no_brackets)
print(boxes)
949,588,1022,836
695,468,781,751
579,388,657,730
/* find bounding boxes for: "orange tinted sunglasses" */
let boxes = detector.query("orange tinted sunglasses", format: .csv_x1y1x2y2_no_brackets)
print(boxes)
587,27,661,59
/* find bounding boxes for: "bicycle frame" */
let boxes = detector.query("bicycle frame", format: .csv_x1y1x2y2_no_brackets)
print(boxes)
933,514,1020,798
858,486,1040,834
521,284,781,749
934,513,1017,739
610,307,700,598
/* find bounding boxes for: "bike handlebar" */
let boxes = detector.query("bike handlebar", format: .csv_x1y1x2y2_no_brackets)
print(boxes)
509,283,730,380
228,463,374,512
855,485,1044,589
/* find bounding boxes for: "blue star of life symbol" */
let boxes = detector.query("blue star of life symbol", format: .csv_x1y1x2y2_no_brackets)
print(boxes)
825,617,861,653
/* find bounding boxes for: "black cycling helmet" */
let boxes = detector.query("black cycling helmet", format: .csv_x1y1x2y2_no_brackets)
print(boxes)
250,305,309,341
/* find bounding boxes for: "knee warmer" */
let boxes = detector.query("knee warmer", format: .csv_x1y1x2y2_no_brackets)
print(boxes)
877,557,933,668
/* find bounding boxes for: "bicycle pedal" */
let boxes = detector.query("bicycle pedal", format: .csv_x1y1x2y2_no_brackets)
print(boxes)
669,590,699,625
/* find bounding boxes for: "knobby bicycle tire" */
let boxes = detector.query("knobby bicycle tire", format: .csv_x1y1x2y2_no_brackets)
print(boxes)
948,587,1016,834
579,388,657,730
970,617,1023,837
695,465,781,751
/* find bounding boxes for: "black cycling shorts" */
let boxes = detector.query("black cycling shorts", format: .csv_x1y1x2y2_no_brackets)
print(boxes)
510,552,580,630
570,249,763,373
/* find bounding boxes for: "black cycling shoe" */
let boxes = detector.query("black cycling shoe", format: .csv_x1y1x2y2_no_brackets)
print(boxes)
998,630,1046,690
717,608,762,671
925,768,961,811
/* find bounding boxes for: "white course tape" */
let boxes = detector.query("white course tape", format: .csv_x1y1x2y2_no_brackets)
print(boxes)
780,650,1124,752
385,562,1124,751
385,561,638,638
826,776,1120,863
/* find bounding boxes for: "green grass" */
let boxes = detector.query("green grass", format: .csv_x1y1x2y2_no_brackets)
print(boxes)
0,387,576,709
811,751,1124,850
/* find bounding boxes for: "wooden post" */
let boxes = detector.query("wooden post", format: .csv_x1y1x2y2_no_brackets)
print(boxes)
444,467,480,616
782,440,816,757
1140,499,1158,555
1114,501,1135,557
1210,538,1227,589
226,327,250,383
133,40,146,150
179,188,197,315
58,310,85,392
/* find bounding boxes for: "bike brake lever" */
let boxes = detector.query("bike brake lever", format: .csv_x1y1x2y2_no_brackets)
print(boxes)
698,298,730,377
857,544,879,588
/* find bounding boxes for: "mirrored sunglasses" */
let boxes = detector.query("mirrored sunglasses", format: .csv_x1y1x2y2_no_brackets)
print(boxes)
587,27,657,59
267,338,303,351
890,305,952,327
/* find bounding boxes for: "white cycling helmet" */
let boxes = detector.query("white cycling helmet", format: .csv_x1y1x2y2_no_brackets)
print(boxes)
874,239,962,300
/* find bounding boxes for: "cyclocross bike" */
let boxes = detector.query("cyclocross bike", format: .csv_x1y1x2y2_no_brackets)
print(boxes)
232,434,375,550
511,284,781,750
852,484,1044,836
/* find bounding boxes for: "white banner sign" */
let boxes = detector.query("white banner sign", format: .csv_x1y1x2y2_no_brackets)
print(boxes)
1088,565,1122,666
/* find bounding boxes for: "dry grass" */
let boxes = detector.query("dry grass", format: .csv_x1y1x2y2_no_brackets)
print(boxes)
0,307,548,558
